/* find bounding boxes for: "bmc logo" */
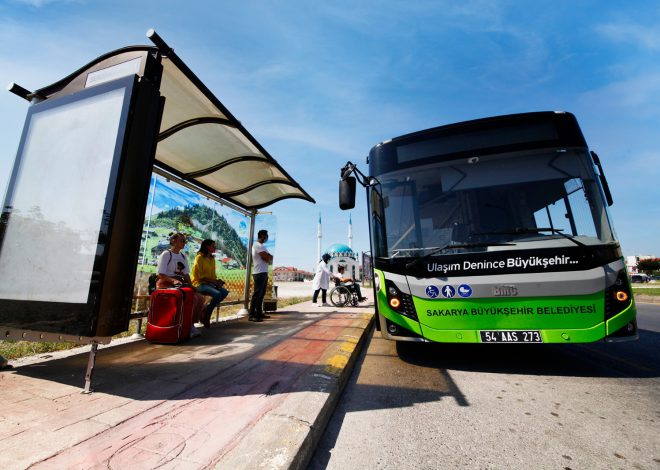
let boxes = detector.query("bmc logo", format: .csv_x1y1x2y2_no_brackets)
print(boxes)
492,285,518,297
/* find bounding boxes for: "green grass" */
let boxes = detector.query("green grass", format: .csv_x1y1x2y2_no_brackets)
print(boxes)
0,339,79,361
277,296,313,307
0,296,312,361
633,288,660,296
0,319,143,361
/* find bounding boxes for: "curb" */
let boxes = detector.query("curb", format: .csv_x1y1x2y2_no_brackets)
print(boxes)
292,312,374,470
634,294,660,305
215,311,374,469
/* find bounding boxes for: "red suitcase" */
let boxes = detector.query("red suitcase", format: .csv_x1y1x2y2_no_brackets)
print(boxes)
146,287,194,343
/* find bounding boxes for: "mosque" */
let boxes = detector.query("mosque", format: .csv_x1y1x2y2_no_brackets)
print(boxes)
317,213,361,280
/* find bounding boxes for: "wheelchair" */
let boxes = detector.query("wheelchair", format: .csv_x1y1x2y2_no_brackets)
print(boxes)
329,280,360,307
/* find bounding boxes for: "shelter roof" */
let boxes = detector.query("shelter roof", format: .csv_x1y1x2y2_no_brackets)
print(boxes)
21,30,315,213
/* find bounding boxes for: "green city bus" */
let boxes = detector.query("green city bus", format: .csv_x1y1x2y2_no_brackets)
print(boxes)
340,111,637,343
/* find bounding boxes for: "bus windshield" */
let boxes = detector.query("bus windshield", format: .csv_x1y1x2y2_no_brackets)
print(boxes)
372,149,614,259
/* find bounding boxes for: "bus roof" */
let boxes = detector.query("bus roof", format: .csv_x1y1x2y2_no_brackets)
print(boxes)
371,111,588,167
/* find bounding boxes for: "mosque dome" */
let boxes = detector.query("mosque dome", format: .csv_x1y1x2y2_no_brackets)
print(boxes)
324,243,356,259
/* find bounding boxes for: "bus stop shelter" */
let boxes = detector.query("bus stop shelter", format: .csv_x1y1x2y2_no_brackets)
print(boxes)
2,29,314,390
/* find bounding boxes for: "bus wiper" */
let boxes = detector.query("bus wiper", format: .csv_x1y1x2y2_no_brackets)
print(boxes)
405,242,514,269
479,227,589,249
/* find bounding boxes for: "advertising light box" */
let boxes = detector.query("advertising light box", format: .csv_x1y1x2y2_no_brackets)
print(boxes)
0,74,162,337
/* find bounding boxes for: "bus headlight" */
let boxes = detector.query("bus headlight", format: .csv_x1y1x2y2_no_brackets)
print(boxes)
615,291,629,302
384,280,417,321
605,269,632,319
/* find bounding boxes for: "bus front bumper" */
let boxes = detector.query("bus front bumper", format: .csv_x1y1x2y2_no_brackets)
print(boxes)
379,302,637,344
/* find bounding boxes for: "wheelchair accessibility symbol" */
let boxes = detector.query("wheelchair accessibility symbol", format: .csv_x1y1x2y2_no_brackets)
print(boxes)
425,285,440,298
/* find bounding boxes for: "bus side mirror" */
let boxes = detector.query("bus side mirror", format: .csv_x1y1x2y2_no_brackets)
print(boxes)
339,176,356,210
590,151,614,206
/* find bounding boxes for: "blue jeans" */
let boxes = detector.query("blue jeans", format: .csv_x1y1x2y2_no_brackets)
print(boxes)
196,283,229,316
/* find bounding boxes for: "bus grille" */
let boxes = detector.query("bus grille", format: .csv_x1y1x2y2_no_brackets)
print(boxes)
399,292,418,320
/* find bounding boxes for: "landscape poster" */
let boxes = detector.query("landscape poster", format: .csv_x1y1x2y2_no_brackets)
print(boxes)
134,175,277,304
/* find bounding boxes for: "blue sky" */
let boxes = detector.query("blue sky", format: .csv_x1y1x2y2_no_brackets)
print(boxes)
1,0,658,271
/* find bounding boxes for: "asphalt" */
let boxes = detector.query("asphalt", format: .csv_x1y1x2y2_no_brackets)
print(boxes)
0,296,374,470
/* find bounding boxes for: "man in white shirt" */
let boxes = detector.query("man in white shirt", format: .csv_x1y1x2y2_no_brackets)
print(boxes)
249,229,273,322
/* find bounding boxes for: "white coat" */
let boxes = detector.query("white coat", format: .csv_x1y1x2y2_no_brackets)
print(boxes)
312,260,336,290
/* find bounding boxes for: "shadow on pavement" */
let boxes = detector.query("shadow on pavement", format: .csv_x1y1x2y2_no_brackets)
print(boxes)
396,328,660,379
310,325,660,469
4,310,354,400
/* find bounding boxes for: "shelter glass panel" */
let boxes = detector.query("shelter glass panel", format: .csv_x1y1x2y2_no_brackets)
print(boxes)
0,85,129,303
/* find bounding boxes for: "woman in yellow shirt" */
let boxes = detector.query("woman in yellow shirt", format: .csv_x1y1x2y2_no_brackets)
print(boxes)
191,239,228,328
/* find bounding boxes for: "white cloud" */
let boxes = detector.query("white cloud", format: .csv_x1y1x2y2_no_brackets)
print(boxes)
628,150,660,172
9,0,84,6
579,72,660,118
596,21,660,51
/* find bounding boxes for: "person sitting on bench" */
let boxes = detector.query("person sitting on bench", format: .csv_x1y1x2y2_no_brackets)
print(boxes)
156,232,206,337
191,239,229,328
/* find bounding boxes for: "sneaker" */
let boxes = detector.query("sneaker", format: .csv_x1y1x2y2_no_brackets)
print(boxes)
260,314,271,319
190,326,202,338
320,302,331,307
359,297,367,302
248,316,263,322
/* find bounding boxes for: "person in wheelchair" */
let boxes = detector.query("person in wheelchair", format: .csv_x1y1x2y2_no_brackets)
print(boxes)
336,266,367,302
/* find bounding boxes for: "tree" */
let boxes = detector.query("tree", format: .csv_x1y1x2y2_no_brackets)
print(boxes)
636,258,660,275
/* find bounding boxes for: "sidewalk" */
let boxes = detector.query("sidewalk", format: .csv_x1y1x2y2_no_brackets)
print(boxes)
634,294,660,305
0,299,374,469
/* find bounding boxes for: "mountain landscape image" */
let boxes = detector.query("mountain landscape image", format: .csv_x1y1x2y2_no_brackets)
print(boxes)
150,204,247,268
138,177,250,271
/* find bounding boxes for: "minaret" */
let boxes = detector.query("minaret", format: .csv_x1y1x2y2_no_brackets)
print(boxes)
317,212,322,262
348,212,353,250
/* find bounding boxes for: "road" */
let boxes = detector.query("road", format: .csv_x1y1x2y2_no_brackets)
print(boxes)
310,304,660,469
275,280,316,298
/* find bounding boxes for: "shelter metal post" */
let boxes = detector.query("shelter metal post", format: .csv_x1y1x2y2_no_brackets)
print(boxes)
82,341,100,394
132,175,158,339
239,210,257,316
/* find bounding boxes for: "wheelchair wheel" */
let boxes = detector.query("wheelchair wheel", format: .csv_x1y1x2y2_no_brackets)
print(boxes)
330,285,352,307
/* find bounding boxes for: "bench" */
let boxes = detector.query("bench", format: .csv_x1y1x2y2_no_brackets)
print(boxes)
130,294,244,335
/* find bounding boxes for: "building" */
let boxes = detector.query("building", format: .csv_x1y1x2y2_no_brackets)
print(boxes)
626,255,655,274
316,213,363,280
323,243,360,280
273,266,313,282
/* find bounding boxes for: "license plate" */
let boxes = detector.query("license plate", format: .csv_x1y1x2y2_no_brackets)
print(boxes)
479,330,542,343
